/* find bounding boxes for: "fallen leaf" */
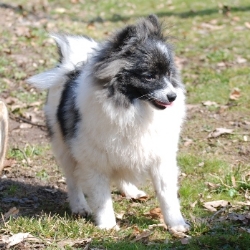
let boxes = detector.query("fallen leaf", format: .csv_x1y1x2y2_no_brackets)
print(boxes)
228,213,250,224
183,138,193,147
198,162,204,167
235,201,250,206
148,223,168,230
7,233,32,247
3,207,19,220
20,123,33,129
245,22,250,29
217,62,226,67
190,200,198,209
229,88,241,100
57,238,91,248
44,188,57,194
180,237,191,244
202,100,218,107
203,200,229,212
55,7,66,13
115,211,125,220
132,230,152,242
148,207,163,219
208,128,233,138
205,182,221,190
132,195,149,202
236,57,247,64
231,176,236,187
200,22,224,30
169,228,190,238
240,227,250,233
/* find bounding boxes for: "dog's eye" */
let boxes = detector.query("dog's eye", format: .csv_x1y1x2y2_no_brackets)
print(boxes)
144,74,155,81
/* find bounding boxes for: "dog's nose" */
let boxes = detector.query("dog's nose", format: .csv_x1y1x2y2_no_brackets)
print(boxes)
167,92,177,102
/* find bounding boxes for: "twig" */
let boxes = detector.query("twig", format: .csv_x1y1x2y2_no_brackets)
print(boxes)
9,113,47,130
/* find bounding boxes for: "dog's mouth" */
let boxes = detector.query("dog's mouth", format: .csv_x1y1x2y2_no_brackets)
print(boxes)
151,99,174,110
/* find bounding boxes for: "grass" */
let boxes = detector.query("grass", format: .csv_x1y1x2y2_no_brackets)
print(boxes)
0,0,250,249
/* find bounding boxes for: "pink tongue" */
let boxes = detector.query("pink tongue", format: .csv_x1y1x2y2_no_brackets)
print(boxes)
155,100,173,107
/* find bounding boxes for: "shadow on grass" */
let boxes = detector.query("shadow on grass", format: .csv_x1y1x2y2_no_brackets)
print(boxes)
0,179,70,217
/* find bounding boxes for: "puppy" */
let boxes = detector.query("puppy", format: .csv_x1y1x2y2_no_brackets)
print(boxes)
28,15,189,232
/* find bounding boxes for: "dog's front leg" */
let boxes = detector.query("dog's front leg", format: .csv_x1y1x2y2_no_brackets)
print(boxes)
81,169,117,230
150,161,189,232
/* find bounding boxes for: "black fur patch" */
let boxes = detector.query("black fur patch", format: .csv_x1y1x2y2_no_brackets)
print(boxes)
57,69,81,140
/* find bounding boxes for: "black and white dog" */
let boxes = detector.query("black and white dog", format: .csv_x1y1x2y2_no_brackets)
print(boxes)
28,15,189,232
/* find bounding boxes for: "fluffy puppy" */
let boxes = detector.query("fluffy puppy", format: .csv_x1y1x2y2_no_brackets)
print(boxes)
28,15,189,232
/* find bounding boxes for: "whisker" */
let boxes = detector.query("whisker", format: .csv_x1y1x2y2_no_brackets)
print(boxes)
135,93,151,100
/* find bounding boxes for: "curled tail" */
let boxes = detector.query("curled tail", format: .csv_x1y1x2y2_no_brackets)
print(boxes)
27,34,98,89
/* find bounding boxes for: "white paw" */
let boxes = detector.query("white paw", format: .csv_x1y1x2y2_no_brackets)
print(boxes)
170,222,190,233
97,223,120,230
71,206,92,217
127,189,147,199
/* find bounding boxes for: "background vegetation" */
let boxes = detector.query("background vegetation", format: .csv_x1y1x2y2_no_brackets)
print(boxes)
0,0,249,249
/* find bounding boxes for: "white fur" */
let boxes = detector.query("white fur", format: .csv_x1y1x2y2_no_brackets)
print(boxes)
28,35,189,232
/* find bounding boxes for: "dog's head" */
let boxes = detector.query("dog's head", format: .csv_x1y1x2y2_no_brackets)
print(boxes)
93,15,184,110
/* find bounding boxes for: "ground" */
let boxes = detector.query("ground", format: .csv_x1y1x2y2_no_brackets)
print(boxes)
0,1,250,249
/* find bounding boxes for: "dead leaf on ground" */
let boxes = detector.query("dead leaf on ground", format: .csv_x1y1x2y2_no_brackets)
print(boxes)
203,200,229,212
245,22,250,29
132,195,149,202
168,228,190,238
236,201,250,206
229,88,241,100
190,200,198,209
2,233,32,247
208,128,233,138
180,237,191,245
236,57,247,64
202,100,219,107
148,223,168,230
132,230,152,242
200,22,224,30
228,213,249,223
205,182,221,190
20,123,33,129
2,207,19,221
240,227,250,233
115,211,125,220
148,207,163,219
183,138,193,147
57,238,91,248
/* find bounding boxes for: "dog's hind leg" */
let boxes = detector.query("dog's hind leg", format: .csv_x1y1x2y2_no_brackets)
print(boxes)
116,180,147,199
51,136,91,217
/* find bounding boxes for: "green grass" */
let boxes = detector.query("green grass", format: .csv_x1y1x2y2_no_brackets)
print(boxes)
1,0,250,249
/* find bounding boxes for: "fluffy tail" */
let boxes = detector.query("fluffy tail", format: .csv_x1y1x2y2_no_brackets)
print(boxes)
27,34,98,89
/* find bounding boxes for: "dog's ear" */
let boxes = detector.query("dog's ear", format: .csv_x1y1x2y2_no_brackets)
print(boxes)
111,25,137,51
137,15,164,41
146,14,161,30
